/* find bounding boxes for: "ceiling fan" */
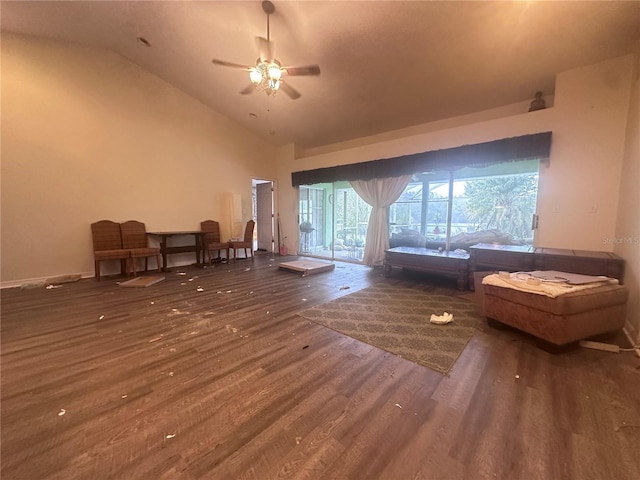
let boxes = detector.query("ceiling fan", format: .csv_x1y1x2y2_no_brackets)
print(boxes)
211,0,320,100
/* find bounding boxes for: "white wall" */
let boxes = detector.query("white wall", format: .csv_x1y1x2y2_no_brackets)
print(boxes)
1,33,276,285
537,56,634,249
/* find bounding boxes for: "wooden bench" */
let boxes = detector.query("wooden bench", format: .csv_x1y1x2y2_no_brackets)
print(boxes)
383,246,470,290
469,243,625,290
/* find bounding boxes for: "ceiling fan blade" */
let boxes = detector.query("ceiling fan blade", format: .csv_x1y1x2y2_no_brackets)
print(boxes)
280,82,301,100
282,65,321,76
256,36,275,63
211,59,252,70
239,84,255,95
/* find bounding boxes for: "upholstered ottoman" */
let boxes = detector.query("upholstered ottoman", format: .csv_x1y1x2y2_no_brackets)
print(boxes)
482,273,628,350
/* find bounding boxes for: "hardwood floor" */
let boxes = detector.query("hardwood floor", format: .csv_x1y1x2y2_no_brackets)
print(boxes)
2,255,639,479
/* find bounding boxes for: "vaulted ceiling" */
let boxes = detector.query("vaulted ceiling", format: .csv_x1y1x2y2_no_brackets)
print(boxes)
2,1,639,150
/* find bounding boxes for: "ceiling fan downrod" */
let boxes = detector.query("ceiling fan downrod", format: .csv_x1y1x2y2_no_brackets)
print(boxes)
263,1,275,41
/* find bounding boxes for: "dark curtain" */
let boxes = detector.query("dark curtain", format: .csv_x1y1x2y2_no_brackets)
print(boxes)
291,132,551,187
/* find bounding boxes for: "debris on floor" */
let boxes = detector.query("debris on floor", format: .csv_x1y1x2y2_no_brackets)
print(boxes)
57,409,66,416
429,312,454,324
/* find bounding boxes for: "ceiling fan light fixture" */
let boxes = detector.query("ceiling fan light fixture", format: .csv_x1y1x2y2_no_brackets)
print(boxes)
249,67,263,85
267,64,282,81
249,60,282,95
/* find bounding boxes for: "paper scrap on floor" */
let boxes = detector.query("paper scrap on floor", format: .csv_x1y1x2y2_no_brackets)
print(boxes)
430,312,454,324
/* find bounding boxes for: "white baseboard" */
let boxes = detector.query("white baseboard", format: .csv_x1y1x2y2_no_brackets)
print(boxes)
1,271,94,289
1,256,195,289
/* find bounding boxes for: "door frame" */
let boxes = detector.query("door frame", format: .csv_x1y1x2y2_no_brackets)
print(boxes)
252,177,277,254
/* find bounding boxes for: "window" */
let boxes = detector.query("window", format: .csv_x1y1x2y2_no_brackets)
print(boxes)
389,160,540,250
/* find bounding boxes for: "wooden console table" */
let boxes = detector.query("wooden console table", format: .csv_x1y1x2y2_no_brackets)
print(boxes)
384,246,470,291
147,231,207,272
469,243,625,290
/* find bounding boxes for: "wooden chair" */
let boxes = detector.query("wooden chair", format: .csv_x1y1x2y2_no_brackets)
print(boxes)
120,220,162,276
200,220,229,264
229,220,255,262
91,220,130,281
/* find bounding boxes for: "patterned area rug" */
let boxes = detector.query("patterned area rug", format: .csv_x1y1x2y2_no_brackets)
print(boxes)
298,283,483,374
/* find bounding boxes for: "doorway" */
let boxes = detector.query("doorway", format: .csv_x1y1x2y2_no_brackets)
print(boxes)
252,179,275,253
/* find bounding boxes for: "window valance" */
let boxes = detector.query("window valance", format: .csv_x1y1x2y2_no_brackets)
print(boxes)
291,131,552,187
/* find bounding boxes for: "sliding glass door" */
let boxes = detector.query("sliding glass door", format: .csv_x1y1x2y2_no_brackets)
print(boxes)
298,185,326,254
298,182,371,262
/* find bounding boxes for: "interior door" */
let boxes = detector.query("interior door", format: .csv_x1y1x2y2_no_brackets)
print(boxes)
255,181,274,252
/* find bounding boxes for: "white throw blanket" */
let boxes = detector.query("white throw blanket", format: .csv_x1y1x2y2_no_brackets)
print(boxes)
482,271,618,298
